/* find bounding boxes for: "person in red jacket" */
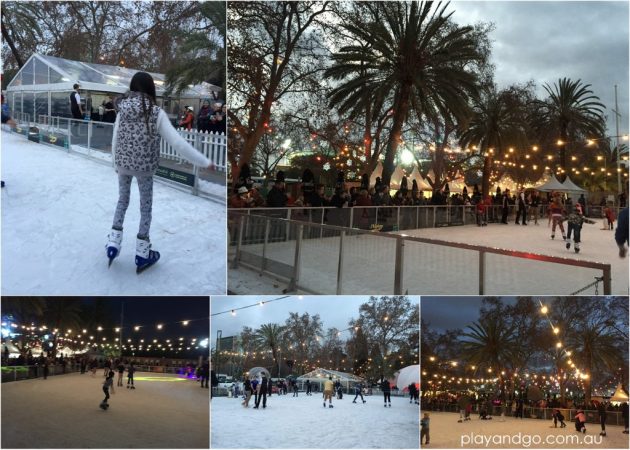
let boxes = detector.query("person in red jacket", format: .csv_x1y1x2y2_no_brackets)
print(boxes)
179,106,194,130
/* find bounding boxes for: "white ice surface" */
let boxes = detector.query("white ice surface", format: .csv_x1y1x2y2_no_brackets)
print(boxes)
424,411,629,449
229,217,628,295
1,130,226,295
211,394,420,449
1,372,209,448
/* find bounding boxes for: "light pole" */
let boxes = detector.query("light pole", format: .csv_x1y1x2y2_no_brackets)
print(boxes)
612,85,622,195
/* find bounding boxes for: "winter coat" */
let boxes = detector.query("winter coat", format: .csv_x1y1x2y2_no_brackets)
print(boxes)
266,186,288,207
566,213,596,227
179,111,194,130
323,380,334,392
112,93,209,176
380,380,391,392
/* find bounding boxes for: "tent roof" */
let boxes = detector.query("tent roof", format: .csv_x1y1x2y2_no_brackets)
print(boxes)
369,161,383,187
390,165,406,189
611,383,629,402
408,167,432,190
534,174,567,192
561,175,586,193
296,368,364,382
7,53,220,98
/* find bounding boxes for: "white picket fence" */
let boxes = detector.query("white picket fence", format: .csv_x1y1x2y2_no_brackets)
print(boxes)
161,128,227,172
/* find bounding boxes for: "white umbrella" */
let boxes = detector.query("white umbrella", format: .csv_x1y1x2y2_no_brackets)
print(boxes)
395,364,419,390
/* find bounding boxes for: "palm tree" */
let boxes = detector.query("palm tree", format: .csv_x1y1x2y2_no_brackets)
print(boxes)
2,297,46,359
565,319,625,405
166,1,225,93
325,1,481,184
253,323,285,377
460,316,524,398
534,78,605,180
459,86,530,196
43,299,83,359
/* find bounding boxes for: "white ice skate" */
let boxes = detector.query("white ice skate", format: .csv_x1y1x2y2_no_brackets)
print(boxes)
106,229,123,267
135,238,160,274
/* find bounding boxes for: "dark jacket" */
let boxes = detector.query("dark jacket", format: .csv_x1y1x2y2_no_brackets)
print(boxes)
381,380,391,392
266,186,287,207
615,208,629,246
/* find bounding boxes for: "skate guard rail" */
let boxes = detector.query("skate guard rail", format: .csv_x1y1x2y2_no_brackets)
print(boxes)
420,404,626,426
3,115,225,200
1,364,80,382
34,114,227,172
229,204,549,231
229,212,612,295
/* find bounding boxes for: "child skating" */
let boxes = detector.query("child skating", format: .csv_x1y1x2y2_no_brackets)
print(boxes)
127,363,135,389
549,194,567,241
100,371,115,410
105,72,214,273
564,204,596,253
421,413,430,445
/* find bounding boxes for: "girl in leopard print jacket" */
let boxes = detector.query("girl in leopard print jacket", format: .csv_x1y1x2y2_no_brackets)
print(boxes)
106,71,214,272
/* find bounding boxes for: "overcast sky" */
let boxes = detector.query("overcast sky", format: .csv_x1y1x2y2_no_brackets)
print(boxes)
210,295,420,346
451,1,629,137
421,296,517,332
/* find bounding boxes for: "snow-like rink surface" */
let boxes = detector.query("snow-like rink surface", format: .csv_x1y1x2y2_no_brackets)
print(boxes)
1,372,209,448
230,219,628,295
211,394,420,449
1,130,226,295
424,412,629,448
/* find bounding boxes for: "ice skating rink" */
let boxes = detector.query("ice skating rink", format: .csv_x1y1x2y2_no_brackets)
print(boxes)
424,412,629,448
1,372,209,448
229,212,628,295
211,394,420,449
1,130,226,295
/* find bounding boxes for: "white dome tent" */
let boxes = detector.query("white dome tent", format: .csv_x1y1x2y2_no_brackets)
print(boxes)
395,364,419,391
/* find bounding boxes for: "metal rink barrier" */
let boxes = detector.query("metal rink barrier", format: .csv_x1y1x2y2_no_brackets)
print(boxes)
229,211,612,295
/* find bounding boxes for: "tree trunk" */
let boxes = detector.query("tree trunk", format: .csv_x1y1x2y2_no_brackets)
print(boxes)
1,15,24,68
382,83,412,185
481,154,493,198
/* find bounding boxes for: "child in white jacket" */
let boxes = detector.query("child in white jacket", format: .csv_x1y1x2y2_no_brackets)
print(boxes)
106,71,214,273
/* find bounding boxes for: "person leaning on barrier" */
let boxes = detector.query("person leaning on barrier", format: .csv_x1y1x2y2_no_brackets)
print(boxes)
615,207,628,258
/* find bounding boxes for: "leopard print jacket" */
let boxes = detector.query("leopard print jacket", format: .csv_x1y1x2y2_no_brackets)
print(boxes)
114,92,161,174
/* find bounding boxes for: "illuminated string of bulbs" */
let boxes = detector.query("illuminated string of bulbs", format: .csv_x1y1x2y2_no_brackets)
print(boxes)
212,295,295,317
537,300,588,381
1,317,206,334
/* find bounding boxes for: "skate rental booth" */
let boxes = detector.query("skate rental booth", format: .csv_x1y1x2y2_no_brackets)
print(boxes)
5,53,221,122
296,368,365,393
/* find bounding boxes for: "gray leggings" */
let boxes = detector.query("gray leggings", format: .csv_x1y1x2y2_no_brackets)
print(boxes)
112,174,153,239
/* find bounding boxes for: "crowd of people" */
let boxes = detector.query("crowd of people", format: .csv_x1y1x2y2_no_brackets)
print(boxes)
230,166,625,216
213,370,419,411
420,393,629,445
178,99,226,134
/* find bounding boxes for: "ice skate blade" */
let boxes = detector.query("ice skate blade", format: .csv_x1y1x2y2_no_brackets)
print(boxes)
136,263,157,274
